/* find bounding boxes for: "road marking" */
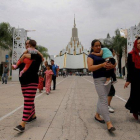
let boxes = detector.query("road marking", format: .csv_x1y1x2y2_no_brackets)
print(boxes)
0,78,68,122
82,77,94,84
82,77,127,103
115,95,127,102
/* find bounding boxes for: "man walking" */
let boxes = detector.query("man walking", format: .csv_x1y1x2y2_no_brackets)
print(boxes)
51,60,58,90
2,64,9,84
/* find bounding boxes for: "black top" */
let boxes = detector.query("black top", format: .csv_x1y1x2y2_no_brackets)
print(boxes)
4,67,9,73
88,54,106,78
126,53,140,82
18,54,42,85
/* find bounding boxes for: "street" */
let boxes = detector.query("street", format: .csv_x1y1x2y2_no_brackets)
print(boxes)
0,76,139,140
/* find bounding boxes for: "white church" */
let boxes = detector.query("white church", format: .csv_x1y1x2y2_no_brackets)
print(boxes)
54,17,89,73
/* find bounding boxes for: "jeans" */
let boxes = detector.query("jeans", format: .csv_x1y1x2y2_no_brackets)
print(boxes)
2,73,8,84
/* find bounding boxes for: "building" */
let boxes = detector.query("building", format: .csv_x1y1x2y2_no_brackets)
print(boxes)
127,22,140,53
54,17,89,73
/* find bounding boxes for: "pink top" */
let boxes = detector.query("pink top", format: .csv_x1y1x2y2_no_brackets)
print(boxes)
45,70,53,79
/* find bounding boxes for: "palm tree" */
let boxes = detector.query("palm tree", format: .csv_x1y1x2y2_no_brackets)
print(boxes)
36,45,49,60
0,22,13,50
103,29,127,77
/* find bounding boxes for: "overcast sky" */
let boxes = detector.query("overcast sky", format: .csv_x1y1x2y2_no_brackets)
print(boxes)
1,0,140,55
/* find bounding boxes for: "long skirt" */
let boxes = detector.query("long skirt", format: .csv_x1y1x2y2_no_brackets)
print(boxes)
94,77,111,122
21,83,38,122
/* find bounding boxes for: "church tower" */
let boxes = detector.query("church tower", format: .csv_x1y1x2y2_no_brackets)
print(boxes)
72,15,78,41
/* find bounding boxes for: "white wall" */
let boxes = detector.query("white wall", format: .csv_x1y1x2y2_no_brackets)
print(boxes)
54,55,64,69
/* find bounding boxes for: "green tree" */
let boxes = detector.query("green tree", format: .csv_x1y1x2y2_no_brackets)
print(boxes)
0,22,13,50
103,29,127,77
36,45,49,60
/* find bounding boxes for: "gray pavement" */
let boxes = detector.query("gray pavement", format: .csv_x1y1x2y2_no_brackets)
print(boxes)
0,76,140,140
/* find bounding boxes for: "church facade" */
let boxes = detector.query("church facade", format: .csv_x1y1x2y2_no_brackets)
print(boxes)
54,17,89,73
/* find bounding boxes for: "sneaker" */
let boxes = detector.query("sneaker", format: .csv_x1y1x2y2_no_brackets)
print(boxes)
108,106,114,113
26,116,37,124
14,125,25,133
104,80,111,86
46,92,49,95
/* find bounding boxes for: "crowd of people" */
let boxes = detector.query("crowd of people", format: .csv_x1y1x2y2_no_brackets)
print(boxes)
38,60,58,95
2,37,139,134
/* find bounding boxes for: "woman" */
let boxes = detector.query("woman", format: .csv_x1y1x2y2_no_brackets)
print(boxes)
13,40,42,132
87,39,116,132
124,37,140,120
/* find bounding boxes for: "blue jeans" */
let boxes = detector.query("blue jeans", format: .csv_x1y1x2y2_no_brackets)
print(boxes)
2,73,8,84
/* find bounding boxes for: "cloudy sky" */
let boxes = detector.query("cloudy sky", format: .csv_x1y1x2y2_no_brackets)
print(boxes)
1,0,140,55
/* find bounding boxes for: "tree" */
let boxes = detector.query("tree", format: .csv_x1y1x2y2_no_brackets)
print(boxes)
36,45,49,60
103,29,127,77
0,22,13,50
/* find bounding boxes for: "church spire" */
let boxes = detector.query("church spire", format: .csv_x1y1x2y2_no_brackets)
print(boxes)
74,14,76,28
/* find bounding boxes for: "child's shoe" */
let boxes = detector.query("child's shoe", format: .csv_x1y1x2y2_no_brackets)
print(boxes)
19,70,24,77
104,80,111,86
46,92,49,95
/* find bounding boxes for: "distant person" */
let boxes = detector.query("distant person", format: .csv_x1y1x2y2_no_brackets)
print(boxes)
124,37,140,120
51,60,59,90
91,45,116,85
59,71,61,76
88,39,116,132
63,71,65,78
2,64,9,84
38,73,44,93
44,65,53,95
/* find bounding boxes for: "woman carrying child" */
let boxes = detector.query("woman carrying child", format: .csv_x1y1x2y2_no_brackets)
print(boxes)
91,45,117,85
13,40,42,132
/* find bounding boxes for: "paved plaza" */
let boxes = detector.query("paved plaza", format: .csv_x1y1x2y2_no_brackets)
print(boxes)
0,76,140,140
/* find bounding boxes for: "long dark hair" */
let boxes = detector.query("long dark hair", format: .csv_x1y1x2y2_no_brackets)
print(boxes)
90,39,102,53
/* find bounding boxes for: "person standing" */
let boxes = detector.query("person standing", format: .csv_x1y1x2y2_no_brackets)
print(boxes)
13,40,42,132
38,74,44,93
124,37,140,120
2,64,9,84
87,39,116,132
51,59,58,90
45,65,53,95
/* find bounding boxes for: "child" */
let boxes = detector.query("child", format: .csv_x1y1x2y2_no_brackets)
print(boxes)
44,65,53,95
12,40,44,77
91,46,116,85
38,73,44,93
